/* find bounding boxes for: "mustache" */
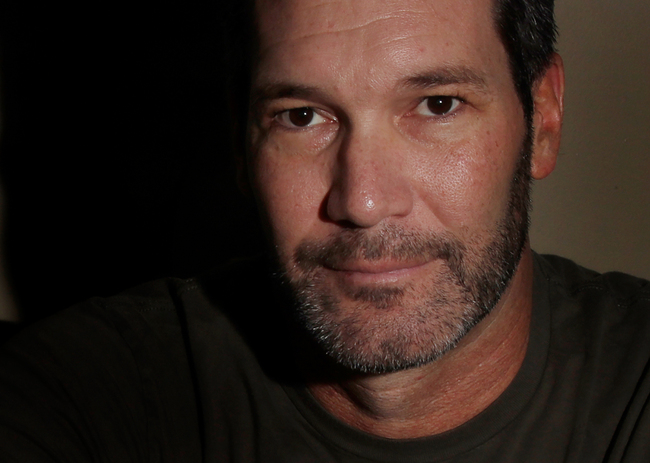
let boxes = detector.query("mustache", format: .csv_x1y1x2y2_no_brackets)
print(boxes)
293,225,466,271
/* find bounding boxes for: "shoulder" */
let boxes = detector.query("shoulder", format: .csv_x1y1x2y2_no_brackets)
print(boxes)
0,263,265,462
5,256,268,354
2,275,199,367
535,253,650,386
534,254,650,379
530,254,650,459
536,254,650,346
0,257,269,384
536,253,650,316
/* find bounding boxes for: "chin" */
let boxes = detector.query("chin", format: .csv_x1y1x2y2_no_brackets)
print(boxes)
288,255,495,374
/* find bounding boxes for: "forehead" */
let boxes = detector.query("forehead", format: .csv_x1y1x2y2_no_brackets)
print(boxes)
253,0,505,88
256,0,495,39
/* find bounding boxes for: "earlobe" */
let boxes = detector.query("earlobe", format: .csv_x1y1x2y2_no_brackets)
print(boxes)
531,53,565,180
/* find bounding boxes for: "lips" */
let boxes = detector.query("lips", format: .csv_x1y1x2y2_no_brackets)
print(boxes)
325,259,426,274
292,225,454,280
323,259,431,286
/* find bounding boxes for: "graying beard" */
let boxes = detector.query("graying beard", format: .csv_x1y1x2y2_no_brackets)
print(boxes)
291,259,488,374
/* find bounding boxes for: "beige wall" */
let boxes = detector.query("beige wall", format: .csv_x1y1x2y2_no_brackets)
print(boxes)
530,0,650,279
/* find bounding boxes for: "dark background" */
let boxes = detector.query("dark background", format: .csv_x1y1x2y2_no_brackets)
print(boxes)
0,2,262,323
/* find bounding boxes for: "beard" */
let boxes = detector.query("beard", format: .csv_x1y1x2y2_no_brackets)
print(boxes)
277,136,533,375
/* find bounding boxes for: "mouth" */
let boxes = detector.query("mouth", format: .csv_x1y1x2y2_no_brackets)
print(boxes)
323,259,431,286
292,225,455,288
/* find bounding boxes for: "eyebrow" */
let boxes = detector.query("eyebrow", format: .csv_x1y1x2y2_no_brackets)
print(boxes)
250,65,490,109
400,66,489,92
250,83,330,111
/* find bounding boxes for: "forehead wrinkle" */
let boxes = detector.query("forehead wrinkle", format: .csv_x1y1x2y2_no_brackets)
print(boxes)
257,0,439,51
254,0,507,108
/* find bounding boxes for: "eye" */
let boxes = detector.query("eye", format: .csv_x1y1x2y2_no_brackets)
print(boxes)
414,96,461,117
275,107,330,128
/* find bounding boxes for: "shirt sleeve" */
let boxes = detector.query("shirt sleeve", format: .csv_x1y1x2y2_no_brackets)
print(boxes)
0,301,152,462
0,288,202,463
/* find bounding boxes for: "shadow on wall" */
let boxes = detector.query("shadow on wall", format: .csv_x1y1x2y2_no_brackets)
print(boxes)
0,172,17,322
0,2,263,323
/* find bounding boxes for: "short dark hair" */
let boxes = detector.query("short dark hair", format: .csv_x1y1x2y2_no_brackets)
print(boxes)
223,0,557,144
493,0,558,124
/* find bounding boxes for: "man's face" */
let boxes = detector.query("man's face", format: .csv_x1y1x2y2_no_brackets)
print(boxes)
248,0,531,373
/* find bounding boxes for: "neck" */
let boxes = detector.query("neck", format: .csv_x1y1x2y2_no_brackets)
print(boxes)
305,248,534,439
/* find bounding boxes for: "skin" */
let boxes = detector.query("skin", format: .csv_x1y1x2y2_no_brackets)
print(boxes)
247,0,563,438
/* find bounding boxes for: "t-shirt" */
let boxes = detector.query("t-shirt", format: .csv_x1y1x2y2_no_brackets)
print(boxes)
0,254,649,462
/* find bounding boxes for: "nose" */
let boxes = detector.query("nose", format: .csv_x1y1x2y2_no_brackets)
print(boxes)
325,129,414,228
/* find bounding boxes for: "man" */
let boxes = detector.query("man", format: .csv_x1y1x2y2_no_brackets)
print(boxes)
0,0,648,461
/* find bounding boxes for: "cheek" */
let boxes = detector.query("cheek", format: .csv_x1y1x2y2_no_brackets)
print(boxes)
250,145,330,256
412,127,521,230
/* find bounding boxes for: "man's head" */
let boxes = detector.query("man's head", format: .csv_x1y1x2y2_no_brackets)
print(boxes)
241,0,563,373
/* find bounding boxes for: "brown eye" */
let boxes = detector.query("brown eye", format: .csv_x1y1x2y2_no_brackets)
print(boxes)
415,96,461,117
276,107,330,128
288,107,314,127
427,96,455,115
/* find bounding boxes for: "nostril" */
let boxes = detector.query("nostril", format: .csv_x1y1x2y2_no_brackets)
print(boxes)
337,219,364,229
319,190,353,227
320,189,369,228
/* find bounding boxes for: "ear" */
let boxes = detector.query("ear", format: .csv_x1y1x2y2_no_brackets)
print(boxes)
530,53,565,180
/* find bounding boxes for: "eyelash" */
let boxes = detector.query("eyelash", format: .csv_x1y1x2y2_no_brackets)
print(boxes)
271,107,335,130
413,95,465,119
